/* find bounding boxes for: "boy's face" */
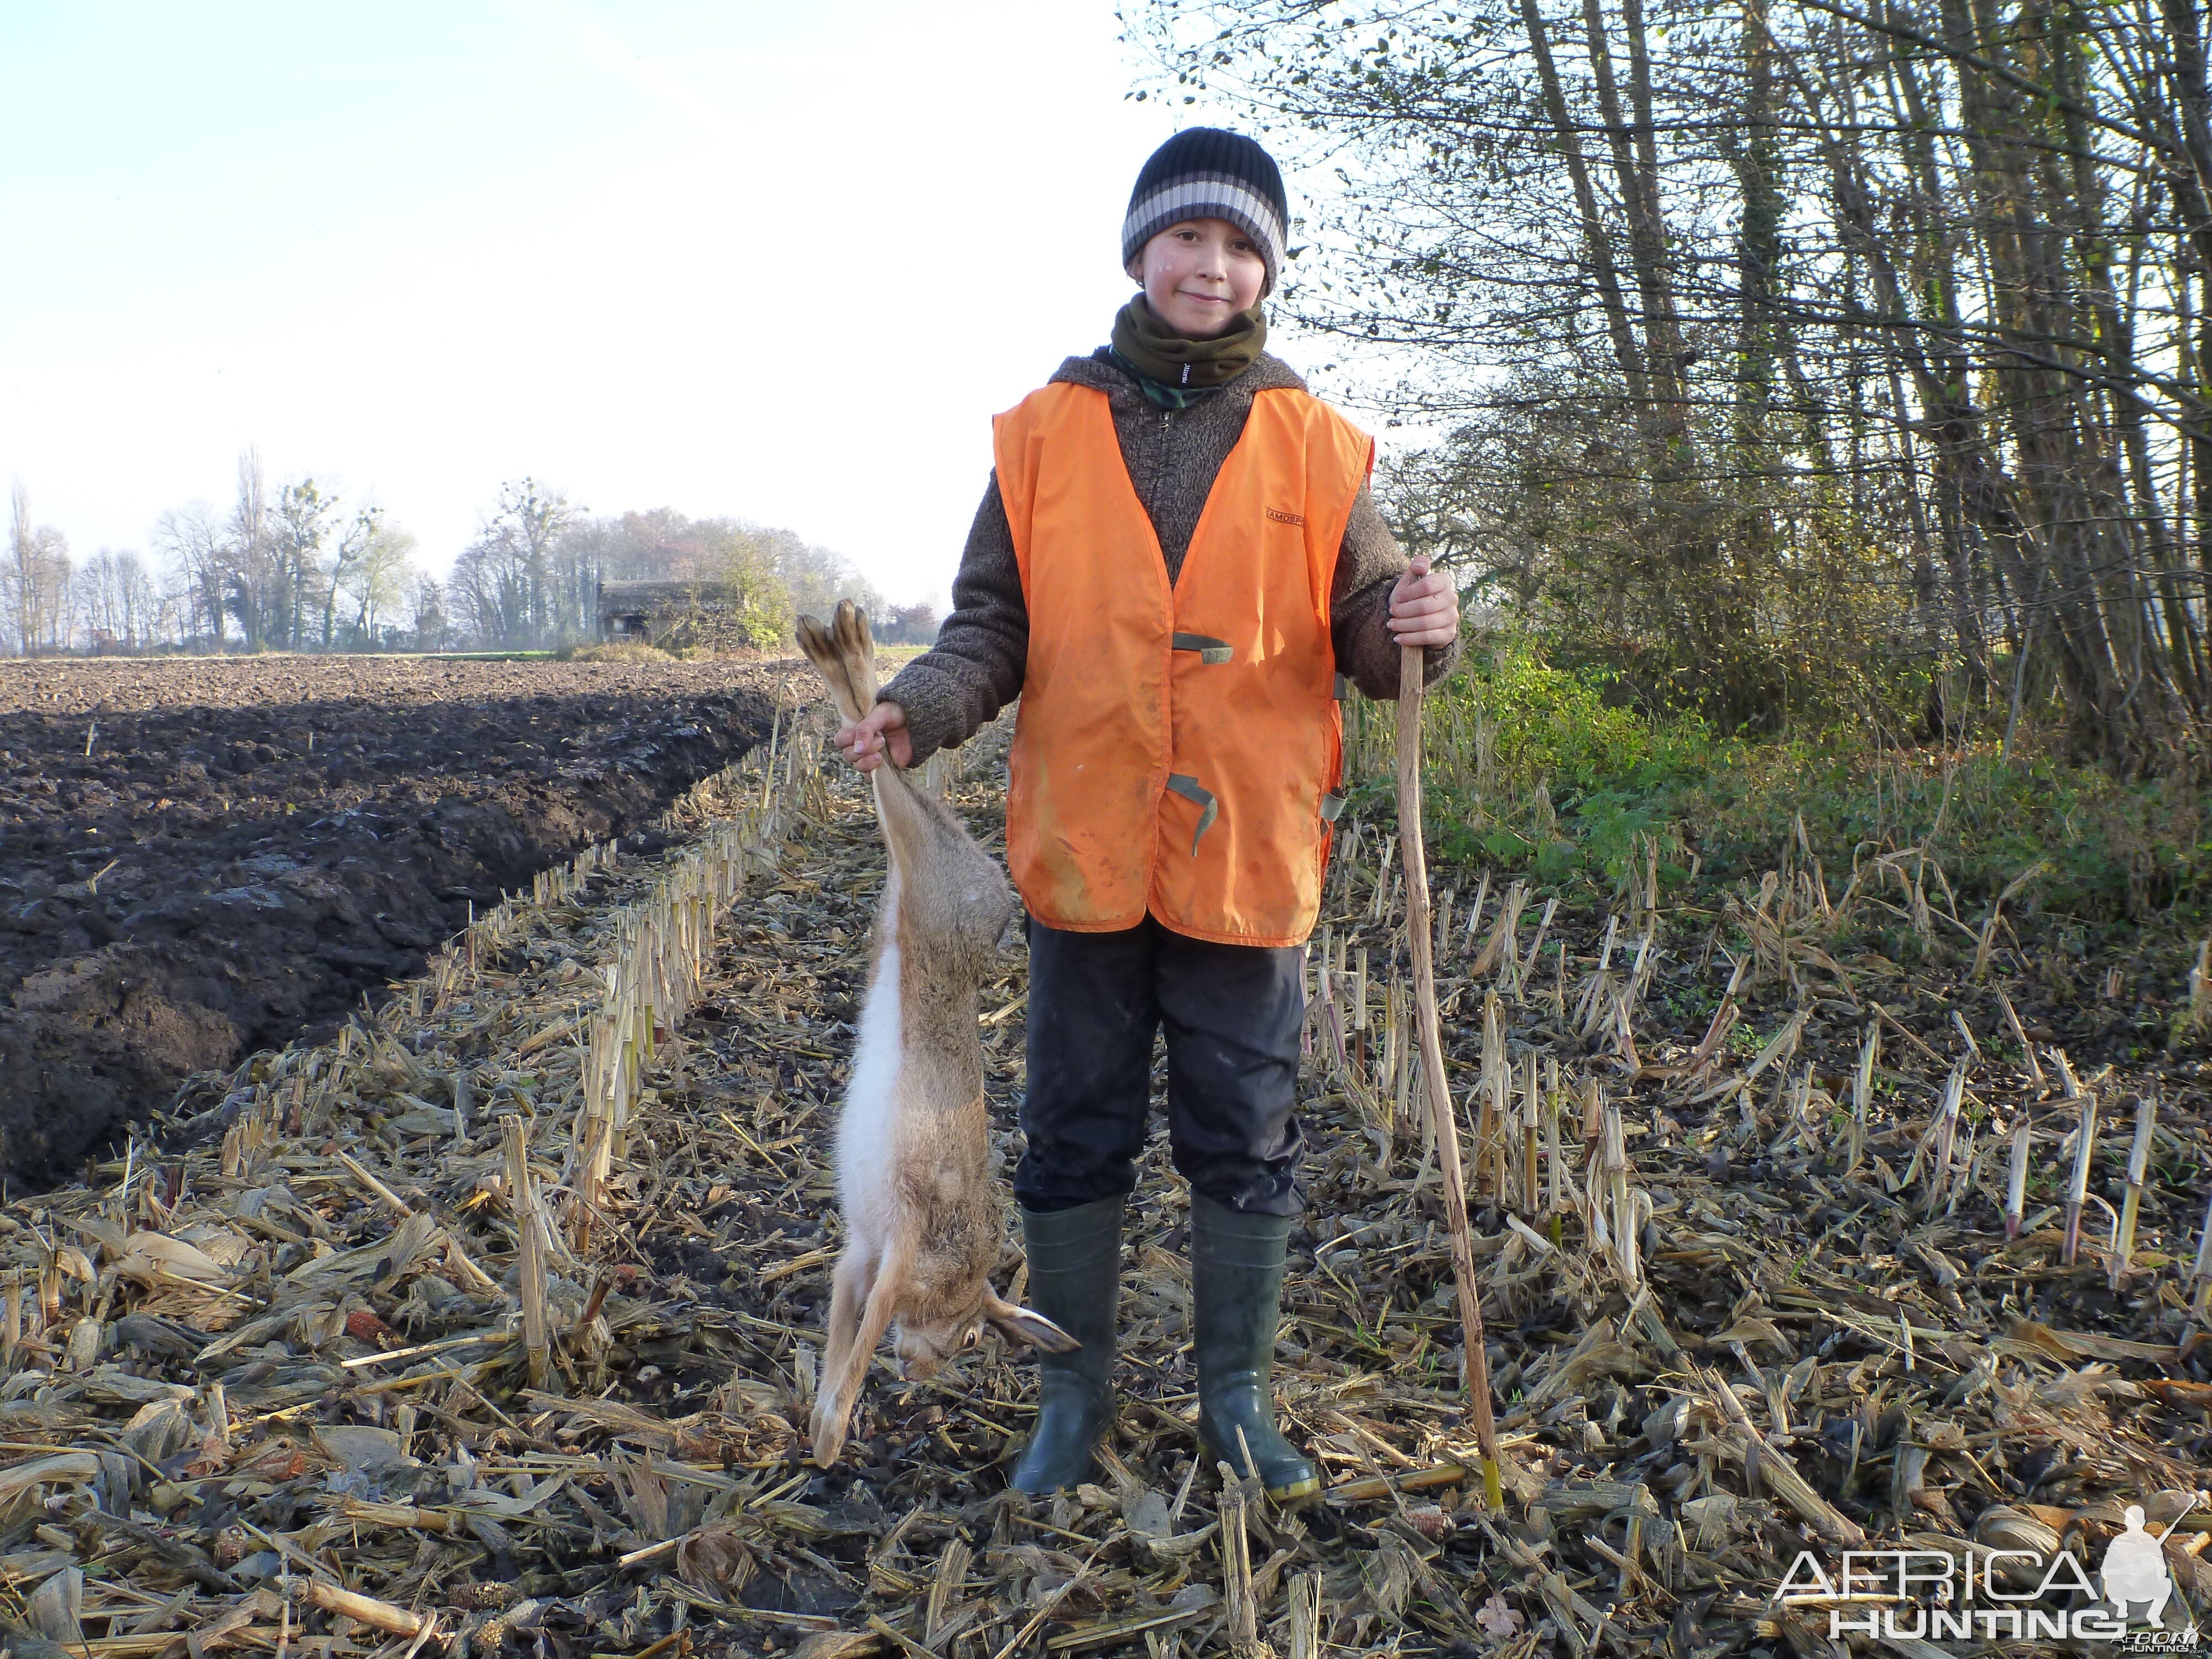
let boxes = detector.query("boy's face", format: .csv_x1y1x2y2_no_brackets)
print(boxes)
1132,217,1267,337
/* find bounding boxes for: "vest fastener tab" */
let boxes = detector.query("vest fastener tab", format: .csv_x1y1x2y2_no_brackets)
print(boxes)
1164,774,1219,854
1319,791,1347,822
1172,633,1234,665
1333,672,1349,703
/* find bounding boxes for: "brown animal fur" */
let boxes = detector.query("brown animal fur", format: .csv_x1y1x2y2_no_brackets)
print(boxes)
794,601,1074,1468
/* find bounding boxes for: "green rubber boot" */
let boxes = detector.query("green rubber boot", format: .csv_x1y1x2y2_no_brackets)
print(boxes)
1008,1196,1124,1495
1190,1192,1321,1503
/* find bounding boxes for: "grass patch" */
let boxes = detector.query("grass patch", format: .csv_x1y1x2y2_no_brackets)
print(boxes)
1342,631,2212,935
558,641,677,664
419,650,559,662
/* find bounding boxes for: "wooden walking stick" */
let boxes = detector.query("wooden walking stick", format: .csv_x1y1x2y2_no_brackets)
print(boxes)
1396,641,1505,1510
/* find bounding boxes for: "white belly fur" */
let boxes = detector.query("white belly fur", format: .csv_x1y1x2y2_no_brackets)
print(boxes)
837,894,905,1250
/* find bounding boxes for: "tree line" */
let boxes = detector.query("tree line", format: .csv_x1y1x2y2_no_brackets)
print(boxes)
1,454,921,656
1133,0,2211,774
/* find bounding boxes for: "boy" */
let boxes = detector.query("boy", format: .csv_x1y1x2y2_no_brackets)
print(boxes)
834,128,1460,1500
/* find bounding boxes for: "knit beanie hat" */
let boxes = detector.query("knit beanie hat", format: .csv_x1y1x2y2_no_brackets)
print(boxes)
1120,128,1289,296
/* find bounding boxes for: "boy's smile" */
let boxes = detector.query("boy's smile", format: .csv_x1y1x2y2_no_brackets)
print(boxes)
1134,217,1267,338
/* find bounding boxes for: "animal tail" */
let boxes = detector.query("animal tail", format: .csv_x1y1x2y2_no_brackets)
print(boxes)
794,599,880,726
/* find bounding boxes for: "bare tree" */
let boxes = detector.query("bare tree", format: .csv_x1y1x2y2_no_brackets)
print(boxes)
72,550,159,648
407,573,452,653
152,502,229,649
225,450,281,650
1131,0,2212,769
451,478,580,648
6,482,73,655
336,520,418,647
267,477,342,650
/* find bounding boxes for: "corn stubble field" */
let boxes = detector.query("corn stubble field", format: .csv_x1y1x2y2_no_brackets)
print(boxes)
0,655,2208,1659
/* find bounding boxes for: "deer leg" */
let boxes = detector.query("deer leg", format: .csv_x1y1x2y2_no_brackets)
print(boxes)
810,1245,876,1465
811,1230,915,1468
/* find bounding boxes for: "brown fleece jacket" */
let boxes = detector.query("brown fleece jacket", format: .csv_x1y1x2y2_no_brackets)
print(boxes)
879,348,1461,765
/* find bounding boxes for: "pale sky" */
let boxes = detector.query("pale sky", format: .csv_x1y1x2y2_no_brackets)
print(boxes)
0,1,1338,606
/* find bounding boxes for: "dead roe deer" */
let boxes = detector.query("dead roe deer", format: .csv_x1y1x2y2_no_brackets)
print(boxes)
794,601,1075,1467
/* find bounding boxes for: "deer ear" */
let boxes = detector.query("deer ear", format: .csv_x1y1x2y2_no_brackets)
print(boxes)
984,1293,1080,1354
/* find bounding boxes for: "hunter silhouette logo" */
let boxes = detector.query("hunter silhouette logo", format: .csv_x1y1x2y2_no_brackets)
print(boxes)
2101,1506,2174,1626
1777,1491,2204,1647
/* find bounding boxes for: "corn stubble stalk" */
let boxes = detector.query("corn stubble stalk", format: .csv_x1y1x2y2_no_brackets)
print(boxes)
568,810,758,1249
504,1116,551,1393
1218,1454,1267,1658
1498,884,1527,998
1688,956,1746,1078
1469,880,1524,979
2110,1094,2156,1288
1353,945,1371,1083
1997,985,2043,1084
1522,895,1558,978
1386,978,1406,1142
1593,1097,1650,1288
1463,871,1490,952
1395,643,1503,1510
1319,929,1351,1074
2190,1188,2212,1323
1522,1054,1542,1213
1545,1057,1566,1215
1479,992,1510,1200
2005,1117,2031,1240
1847,1022,1877,1176
1912,1066,1965,1216
1370,836,1397,922
1971,862,2045,982
2059,1057,2098,1269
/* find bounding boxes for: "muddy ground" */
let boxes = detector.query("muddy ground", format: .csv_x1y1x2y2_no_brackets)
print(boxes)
6,693,2211,1657
0,654,782,1188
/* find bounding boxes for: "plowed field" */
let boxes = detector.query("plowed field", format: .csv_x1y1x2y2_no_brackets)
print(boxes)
0,654,779,1187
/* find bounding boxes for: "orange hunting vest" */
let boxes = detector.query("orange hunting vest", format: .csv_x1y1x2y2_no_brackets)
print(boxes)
994,380,1374,947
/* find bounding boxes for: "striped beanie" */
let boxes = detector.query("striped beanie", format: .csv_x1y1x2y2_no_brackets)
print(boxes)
1120,128,1289,296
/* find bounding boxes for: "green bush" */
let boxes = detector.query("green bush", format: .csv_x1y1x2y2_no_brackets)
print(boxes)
1340,629,2212,931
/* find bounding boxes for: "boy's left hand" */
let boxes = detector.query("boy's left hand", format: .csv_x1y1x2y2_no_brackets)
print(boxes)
1387,556,1458,649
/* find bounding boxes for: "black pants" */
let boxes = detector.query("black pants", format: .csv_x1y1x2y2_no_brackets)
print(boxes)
1015,911,1307,1218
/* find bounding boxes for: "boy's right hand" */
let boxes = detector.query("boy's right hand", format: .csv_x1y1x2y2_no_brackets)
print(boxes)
836,701,912,773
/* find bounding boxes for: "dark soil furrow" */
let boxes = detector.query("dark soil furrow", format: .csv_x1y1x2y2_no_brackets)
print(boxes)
0,655,782,1187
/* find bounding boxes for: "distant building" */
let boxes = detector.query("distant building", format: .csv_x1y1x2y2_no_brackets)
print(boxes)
595,579,770,652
